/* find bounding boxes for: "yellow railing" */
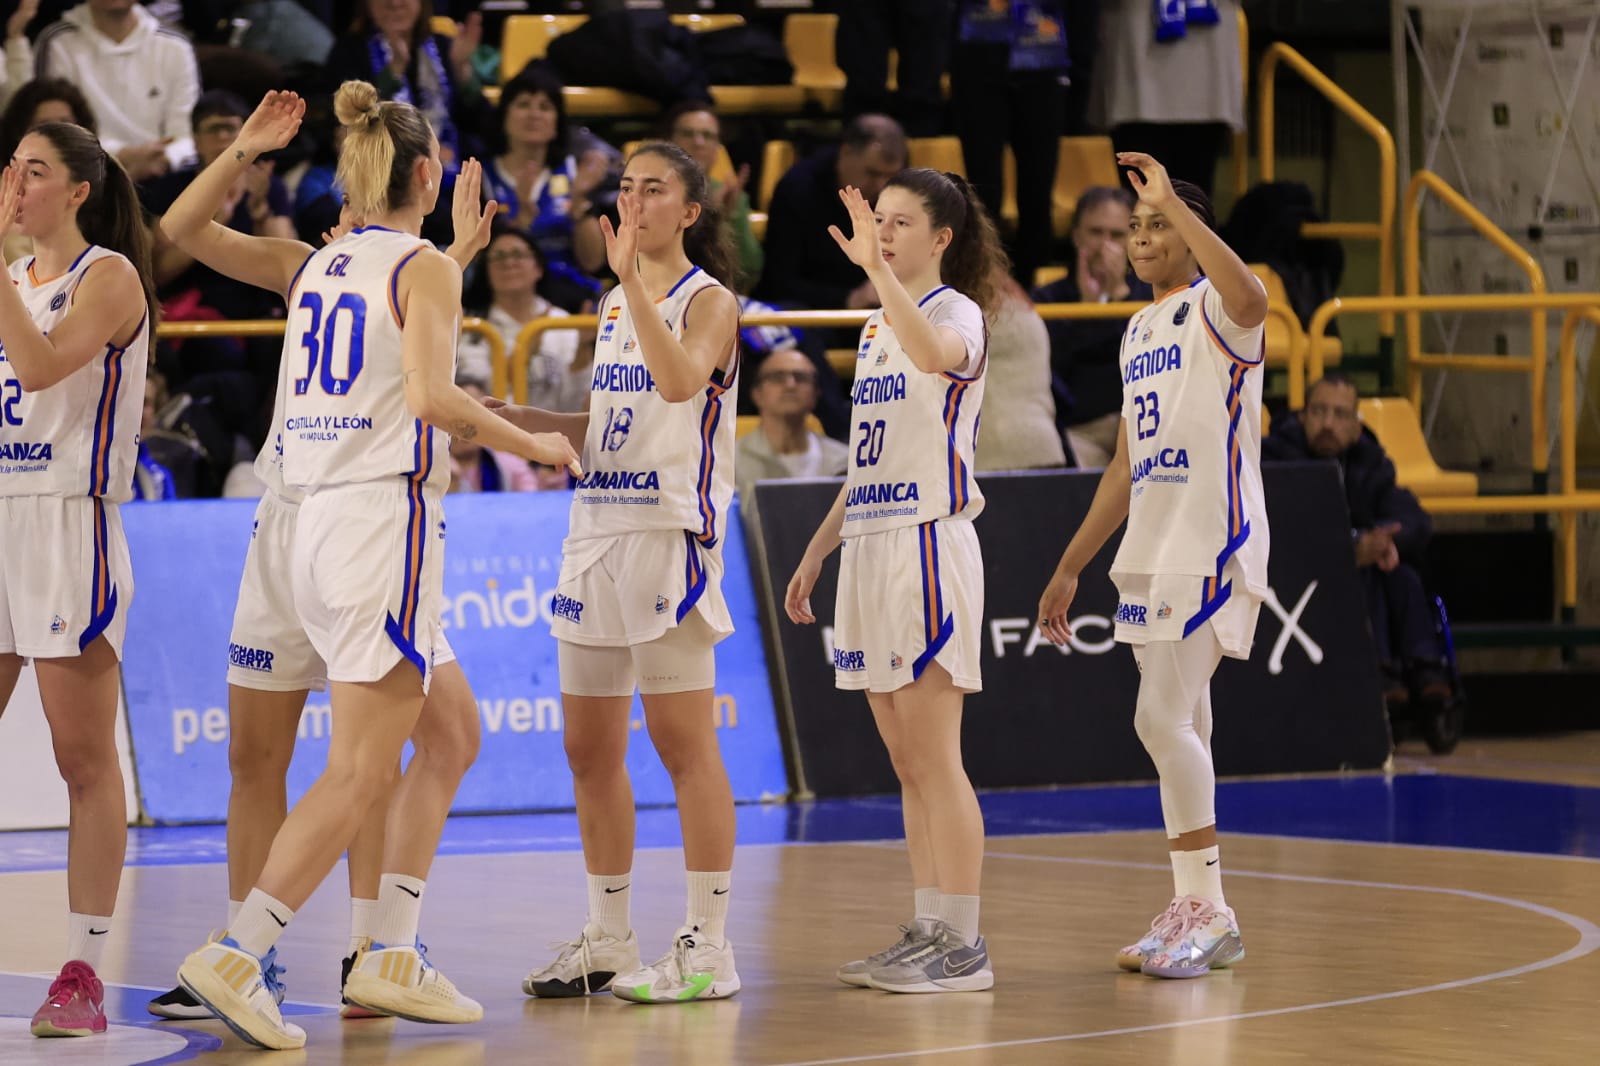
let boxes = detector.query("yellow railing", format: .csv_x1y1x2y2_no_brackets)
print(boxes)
1402,170,1548,410
155,317,507,378
1258,43,1397,340
1233,6,1249,198
506,303,1306,407
1302,292,1600,611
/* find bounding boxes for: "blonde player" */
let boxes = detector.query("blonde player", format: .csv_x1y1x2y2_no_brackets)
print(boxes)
494,142,743,1004
1038,152,1269,979
786,169,1006,994
172,85,579,1051
146,111,500,1023
0,121,155,1039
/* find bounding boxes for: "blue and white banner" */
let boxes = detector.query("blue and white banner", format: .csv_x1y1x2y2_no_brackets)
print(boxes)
120,493,786,824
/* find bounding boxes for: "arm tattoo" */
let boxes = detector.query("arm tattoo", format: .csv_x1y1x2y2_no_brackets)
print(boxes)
234,149,245,162
451,419,479,442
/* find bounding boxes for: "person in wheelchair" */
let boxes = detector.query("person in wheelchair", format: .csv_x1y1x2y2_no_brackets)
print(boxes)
1264,373,1451,717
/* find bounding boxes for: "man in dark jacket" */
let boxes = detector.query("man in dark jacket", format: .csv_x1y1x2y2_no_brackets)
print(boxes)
1264,373,1450,713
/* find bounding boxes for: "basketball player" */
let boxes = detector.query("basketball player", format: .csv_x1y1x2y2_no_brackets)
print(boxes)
0,122,156,1039
785,169,1007,994
493,142,743,1003
146,128,502,1023
1037,152,1269,979
170,85,579,1050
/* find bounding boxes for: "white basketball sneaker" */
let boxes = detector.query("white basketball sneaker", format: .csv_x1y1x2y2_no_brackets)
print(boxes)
342,940,483,1023
177,936,305,1050
611,925,740,1004
523,926,642,997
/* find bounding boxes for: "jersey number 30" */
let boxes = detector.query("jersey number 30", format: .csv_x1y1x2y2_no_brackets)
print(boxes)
294,292,367,396
1133,391,1160,441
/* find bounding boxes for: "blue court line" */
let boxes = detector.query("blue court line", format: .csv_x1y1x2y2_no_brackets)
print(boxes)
3,773,1599,873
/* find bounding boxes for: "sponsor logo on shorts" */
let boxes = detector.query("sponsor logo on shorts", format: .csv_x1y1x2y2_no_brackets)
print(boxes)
552,593,585,624
890,651,903,670
833,648,866,672
228,643,276,672
655,595,670,614
1157,602,1173,619
1115,603,1148,626
50,614,66,634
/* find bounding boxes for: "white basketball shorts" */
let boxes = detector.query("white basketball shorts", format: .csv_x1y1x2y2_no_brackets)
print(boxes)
833,519,983,694
0,496,132,660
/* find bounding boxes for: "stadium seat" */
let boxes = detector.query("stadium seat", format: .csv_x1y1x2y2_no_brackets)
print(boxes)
826,349,856,377
1249,264,1342,368
1357,397,1479,497
499,14,586,82
784,13,845,110
757,140,795,213
1002,136,1121,237
736,414,825,439
906,136,965,176
671,13,745,32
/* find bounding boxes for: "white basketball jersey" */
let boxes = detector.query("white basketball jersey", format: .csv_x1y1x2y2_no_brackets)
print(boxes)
842,286,988,538
568,267,739,547
1110,277,1271,607
0,246,149,503
279,227,450,494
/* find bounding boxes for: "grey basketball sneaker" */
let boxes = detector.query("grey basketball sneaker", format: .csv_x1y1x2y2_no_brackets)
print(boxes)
866,921,993,994
836,922,936,987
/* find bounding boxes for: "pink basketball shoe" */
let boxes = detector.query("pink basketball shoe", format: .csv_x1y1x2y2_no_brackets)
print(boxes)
31,960,108,1037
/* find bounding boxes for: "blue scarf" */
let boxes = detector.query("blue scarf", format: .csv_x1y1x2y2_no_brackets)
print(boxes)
1156,0,1219,44
368,34,460,166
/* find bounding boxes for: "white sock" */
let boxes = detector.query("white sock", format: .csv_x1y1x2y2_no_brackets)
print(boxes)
349,897,378,954
227,899,243,928
67,913,113,970
937,894,981,948
1169,851,1190,898
1173,846,1226,908
914,886,940,934
685,870,731,944
373,874,425,948
229,889,293,958
587,873,632,939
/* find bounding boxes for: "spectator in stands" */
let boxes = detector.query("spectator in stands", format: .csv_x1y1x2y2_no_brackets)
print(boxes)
951,0,1070,287
324,0,489,175
736,347,850,537
756,113,907,312
458,224,586,409
663,100,761,292
836,0,954,137
0,0,39,110
977,271,1065,471
0,75,94,263
1264,373,1452,714
1034,186,1148,467
133,371,179,501
481,64,608,312
1088,0,1244,198
35,0,201,181
448,380,548,493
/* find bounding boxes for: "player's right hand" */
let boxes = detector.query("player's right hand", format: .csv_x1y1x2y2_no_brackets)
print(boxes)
1037,569,1079,647
527,431,582,477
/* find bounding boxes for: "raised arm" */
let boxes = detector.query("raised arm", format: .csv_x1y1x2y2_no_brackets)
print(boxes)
1119,152,1267,329
602,192,739,403
831,185,968,375
0,167,146,390
399,248,582,473
158,91,314,301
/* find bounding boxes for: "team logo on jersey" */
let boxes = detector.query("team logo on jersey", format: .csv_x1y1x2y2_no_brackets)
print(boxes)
600,305,623,341
1115,602,1148,626
859,323,878,358
251,519,259,539
890,652,903,670
50,615,66,634
1157,602,1173,619
438,519,447,540
1140,323,1153,343
228,643,276,673
1173,301,1191,325
49,292,66,311
622,335,637,353
551,593,585,624
833,648,866,671
655,595,670,614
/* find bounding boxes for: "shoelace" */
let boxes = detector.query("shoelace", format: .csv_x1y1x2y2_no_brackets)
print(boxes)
867,925,923,965
44,963,96,1008
260,948,288,1004
895,922,956,968
1160,900,1217,950
543,932,596,993
415,940,432,974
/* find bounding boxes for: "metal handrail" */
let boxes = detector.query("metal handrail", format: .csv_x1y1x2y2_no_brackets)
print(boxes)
1402,170,1548,412
155,317,506,381
1258,42,1397,339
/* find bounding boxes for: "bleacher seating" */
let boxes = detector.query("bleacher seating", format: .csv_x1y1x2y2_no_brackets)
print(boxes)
1357,397,1479,497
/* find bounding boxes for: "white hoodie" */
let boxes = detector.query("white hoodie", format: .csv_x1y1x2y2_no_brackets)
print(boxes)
35,3,199,168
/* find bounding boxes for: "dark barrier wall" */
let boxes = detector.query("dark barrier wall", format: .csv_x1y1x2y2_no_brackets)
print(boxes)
753,463,1392,797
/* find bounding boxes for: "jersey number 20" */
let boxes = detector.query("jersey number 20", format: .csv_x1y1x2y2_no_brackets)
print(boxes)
855,419,886,467
294,292,367,396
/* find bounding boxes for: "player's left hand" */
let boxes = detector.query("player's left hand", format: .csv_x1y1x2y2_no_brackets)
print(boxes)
600,191,641,284
1117,152,1176,210
450,157,497,259
1037,569,1079,647
0,163,19,241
